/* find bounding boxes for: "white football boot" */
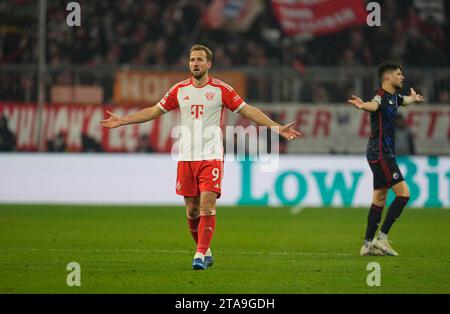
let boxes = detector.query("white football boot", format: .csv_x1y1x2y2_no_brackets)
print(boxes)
360,241,385,256
373,239,399,256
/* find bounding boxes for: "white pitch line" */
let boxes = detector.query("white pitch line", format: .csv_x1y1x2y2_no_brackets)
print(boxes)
0,247,352,257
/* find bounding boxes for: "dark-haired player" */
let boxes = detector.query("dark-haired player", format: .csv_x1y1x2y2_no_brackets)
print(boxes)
348,62,424,256
100,44,301,269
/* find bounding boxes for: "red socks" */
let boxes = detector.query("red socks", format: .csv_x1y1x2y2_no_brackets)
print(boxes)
196,215,216,255
187,217,200,244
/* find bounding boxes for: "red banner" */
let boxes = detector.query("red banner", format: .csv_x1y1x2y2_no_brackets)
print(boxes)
0,103,175,152
271,0,367,37
0,103,230,153
1,103,449,154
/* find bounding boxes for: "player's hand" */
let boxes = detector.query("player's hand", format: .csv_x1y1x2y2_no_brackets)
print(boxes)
99,111,125,129
278,122,302,141
347,95,364,109
409,88,424,103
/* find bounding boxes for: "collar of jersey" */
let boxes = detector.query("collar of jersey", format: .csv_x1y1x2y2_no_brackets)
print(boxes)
190,77,212,88
381,88,396,96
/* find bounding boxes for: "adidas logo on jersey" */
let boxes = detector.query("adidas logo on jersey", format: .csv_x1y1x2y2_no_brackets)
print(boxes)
183,96,189,101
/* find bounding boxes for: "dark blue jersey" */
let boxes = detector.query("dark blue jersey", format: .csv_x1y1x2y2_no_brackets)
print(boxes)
366,88,404,161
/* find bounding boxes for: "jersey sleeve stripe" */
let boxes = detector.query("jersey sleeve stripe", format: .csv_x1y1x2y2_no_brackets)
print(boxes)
211,78,233,91
179,79,191,86
372,95,382,105
233,102,246,113
168,79,189,93
157,103,168,112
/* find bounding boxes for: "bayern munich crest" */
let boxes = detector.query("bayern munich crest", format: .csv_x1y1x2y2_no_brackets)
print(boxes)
205,92,215,100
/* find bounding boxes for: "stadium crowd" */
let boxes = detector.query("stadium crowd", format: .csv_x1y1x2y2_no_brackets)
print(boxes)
0,0,449,104
2,0,448,68
1,0,450,67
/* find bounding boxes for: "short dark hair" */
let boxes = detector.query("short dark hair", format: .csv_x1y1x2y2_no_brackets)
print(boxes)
378,61,403,82
189,44,213,61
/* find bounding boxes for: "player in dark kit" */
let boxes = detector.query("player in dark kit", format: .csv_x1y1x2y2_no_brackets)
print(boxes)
348,62,424,256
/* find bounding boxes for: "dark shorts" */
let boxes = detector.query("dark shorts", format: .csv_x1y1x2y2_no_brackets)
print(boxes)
368,158,404,190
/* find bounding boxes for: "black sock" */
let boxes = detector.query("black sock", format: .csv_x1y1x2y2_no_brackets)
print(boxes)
380,196,409,235
364,204,384,243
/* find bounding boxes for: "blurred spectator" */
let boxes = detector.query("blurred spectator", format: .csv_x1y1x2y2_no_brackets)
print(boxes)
348,29,373,65
311,84,330,103
438,90,450,103
339,49,360,67
0,116,16,151
47,131,67,152
81,134,103,152
395,114,416,155
291,43,316,72
135,134,155,153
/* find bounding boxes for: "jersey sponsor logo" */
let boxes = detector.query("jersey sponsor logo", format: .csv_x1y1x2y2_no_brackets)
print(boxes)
205,92,215,101
190,104,204,119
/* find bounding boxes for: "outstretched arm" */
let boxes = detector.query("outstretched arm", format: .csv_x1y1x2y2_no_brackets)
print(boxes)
100,105,165,129
238,104,301,141
347,95,379,112
402,88,424,106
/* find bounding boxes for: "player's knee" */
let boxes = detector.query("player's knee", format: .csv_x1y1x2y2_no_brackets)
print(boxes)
402,186,410,198
377,195,387,205
396,185,410,198
199,205,216,216
186,205,200,219
373,192,387,207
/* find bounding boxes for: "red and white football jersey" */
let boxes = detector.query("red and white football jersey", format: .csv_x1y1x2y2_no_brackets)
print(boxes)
157,77,246,161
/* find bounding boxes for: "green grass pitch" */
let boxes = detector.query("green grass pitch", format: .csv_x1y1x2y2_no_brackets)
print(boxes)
0,205,449,293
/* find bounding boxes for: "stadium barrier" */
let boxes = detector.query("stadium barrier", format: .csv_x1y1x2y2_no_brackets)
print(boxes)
0,154,448,208
2,65,450,104
1,102,449,154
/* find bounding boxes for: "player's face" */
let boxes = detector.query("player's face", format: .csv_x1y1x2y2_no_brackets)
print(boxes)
390,69,404,89
189,50,211,80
